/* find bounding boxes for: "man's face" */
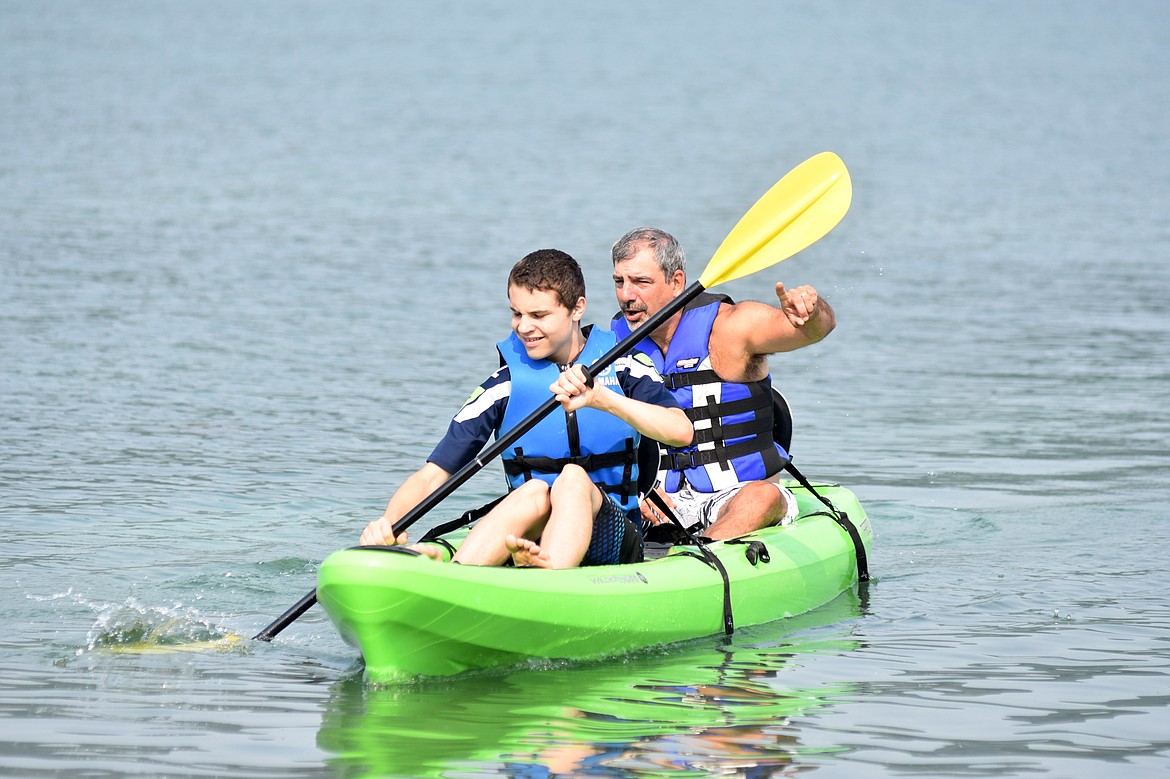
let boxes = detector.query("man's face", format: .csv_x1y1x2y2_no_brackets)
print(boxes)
508,284,583,365
613,245,683,331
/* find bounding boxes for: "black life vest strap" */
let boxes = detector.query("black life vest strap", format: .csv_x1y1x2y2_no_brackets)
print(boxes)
504,439,639,506
663,369,720,390
661,435,785,474
683,394,766,422
511,446,534,484
618,438,635,504
503,446,635,479
689,413,772,446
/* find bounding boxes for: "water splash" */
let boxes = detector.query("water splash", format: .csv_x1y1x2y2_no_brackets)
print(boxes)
85,598,248,654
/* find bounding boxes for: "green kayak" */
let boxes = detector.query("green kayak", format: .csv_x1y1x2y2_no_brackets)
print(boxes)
316,480,871,683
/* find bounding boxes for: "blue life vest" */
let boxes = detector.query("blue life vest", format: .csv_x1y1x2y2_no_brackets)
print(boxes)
497,326,640,511
612,293,788,493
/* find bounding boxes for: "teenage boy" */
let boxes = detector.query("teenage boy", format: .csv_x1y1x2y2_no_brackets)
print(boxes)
360,248,692,568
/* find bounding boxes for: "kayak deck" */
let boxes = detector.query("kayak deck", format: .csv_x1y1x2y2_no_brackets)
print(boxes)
316,481,871,682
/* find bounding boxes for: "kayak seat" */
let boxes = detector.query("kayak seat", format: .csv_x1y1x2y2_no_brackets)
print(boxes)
772,387,793,455
636,436,660,496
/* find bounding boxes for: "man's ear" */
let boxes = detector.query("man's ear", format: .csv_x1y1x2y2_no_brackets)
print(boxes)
670,269,687,293
571,296,587,321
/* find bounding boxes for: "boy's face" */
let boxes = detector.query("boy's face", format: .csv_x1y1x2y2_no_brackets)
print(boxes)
508,284,585,365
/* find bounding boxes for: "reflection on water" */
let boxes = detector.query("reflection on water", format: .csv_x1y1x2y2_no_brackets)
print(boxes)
318,590,864,778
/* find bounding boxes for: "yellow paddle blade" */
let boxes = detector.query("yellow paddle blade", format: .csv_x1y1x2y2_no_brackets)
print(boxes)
100,633,248,655
698,152,851,289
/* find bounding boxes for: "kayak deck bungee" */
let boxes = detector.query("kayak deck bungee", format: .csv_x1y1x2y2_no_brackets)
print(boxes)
316,480,871,682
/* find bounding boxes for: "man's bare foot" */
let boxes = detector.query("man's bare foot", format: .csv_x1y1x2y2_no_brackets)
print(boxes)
505,534,553,568
411,544,445,561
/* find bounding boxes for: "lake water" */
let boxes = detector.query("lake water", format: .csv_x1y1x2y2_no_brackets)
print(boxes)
3,1,1169,776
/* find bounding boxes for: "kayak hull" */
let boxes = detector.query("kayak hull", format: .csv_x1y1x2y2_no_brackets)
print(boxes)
317,482,872,682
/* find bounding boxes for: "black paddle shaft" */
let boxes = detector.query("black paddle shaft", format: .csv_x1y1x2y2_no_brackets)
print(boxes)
252,281,707,642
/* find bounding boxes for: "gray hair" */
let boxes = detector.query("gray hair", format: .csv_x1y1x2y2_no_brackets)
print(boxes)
611,227,686,278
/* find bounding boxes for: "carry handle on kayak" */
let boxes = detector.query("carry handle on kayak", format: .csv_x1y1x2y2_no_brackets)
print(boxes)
252,152,852,642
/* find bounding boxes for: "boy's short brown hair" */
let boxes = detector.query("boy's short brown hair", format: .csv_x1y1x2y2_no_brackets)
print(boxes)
507,249,586,310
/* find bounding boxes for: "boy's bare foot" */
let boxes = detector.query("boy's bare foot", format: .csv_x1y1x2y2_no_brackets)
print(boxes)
505,534,553,568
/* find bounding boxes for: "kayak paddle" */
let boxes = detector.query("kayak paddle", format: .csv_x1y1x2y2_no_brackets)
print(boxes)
253,151,852,641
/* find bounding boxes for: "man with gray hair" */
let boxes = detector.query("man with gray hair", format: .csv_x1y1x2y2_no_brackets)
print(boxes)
610,227,836,539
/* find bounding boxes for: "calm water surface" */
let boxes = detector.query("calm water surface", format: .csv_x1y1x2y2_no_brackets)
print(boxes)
3,1,1169,777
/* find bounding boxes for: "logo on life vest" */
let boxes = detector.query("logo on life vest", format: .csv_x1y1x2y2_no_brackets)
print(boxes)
675,357,701,370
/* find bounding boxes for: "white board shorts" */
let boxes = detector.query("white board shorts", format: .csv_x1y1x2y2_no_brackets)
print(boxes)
666,480,799,533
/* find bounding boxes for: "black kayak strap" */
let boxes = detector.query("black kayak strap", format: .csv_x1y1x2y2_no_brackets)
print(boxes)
419,495,506,545
783,460,870,582
645,490,734,635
